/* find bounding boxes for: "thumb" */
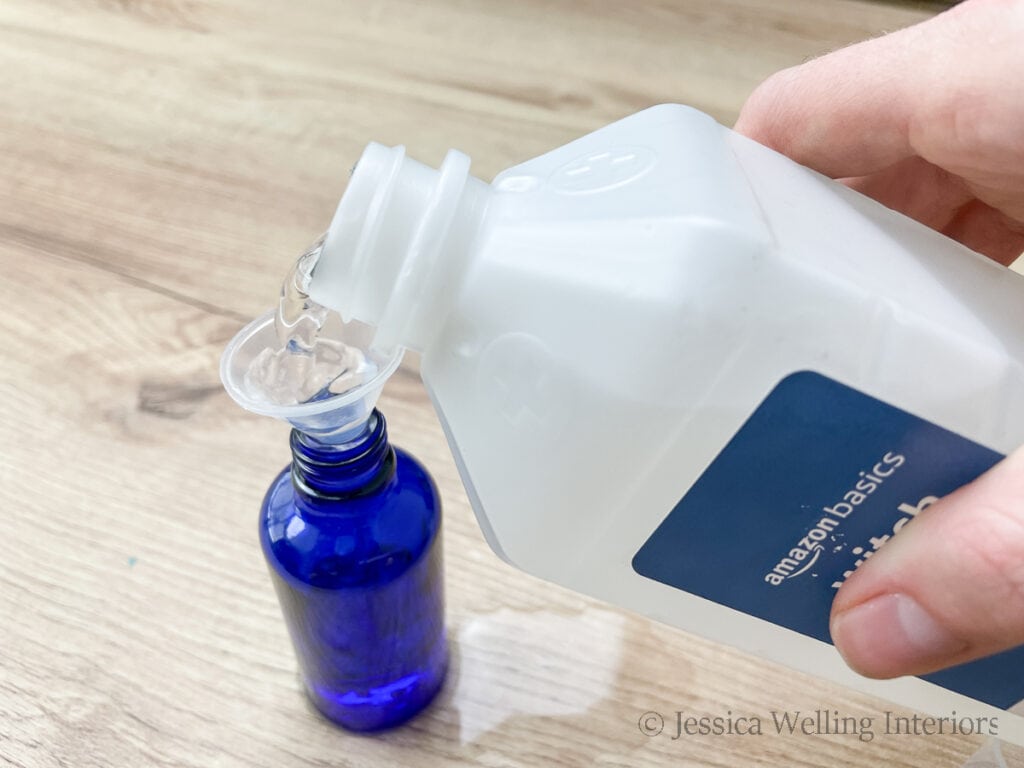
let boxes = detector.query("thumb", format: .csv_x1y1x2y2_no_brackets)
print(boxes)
830,446,1024,678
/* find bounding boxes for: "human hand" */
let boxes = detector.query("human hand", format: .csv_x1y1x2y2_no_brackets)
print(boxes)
736,0,1024,266
735,0,1024,679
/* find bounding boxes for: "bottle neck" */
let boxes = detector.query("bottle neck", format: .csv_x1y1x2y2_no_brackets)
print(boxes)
290,409,395,503
308,143,491,353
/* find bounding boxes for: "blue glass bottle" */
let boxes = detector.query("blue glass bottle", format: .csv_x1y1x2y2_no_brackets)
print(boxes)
259,409,447,730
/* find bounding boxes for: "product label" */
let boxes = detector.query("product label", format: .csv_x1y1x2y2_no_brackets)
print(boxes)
632,370,1024,709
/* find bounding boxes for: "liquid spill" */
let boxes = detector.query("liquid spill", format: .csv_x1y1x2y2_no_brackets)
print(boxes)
453,607,625,744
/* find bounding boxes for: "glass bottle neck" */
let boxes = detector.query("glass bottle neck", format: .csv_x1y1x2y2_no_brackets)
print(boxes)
290,409,395,502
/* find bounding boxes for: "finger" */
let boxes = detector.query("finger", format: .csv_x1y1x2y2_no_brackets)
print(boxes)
842,156,973,233
942,199,1024,266
830,446,1024,678
843,159,1024,263
731,0,1004,180
733,24,925,177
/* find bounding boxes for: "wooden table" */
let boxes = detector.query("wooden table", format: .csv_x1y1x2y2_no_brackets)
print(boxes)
4,1,1009,766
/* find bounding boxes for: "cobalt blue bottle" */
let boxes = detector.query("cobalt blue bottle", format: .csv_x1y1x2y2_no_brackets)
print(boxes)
259,409,447,730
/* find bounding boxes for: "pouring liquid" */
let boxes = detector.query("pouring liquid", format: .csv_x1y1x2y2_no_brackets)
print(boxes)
243,236,377,406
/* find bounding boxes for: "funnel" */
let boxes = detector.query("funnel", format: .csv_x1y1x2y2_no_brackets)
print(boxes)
220,310,404,444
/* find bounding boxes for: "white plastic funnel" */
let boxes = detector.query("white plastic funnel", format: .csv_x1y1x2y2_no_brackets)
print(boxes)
220,310,403,444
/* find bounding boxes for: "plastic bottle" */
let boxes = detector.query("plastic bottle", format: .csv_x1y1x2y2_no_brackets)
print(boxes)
221,314,447,730
304,104,1024,744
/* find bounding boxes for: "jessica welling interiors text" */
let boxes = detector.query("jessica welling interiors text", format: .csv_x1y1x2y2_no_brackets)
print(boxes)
637,709,999,743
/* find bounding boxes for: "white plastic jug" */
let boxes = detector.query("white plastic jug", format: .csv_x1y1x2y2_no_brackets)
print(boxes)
308,104,1024,742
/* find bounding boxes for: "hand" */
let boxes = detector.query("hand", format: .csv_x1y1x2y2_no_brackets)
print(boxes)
735,0,1024,679
736,0,1024,266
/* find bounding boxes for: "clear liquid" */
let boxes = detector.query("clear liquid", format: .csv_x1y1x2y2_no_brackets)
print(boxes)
243,236,378,406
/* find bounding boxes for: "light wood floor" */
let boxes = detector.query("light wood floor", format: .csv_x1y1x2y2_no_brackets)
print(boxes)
3,1,1009,766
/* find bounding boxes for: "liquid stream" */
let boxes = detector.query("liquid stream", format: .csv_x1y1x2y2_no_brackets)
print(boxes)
244,235,378,406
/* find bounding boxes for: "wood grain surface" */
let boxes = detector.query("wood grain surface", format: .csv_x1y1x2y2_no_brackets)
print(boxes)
3,1,1013,766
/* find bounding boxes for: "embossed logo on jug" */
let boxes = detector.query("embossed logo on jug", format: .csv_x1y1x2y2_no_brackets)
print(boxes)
550,146,656,194
476,333,573,435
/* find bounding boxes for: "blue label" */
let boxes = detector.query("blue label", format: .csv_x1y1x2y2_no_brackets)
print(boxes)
632,371,1024,709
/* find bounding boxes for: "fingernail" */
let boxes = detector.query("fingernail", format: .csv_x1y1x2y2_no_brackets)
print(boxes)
830,593,967,678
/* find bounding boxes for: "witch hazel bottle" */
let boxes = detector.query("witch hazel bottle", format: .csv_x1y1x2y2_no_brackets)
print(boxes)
221,301,447,730
300,105,1024,744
